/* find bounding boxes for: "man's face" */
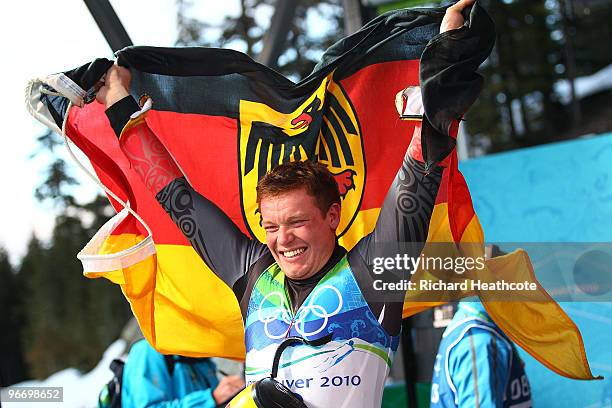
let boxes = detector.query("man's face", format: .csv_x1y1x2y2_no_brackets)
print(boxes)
260,188,340,280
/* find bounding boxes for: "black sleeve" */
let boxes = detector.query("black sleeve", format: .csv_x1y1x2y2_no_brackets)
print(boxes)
419,3,495,169
354,156,441,262
156,178,268,293
350,156,443,336
105,98,269,293
105,96,141,137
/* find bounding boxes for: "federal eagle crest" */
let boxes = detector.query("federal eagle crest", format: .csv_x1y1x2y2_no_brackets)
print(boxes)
238,76,365,243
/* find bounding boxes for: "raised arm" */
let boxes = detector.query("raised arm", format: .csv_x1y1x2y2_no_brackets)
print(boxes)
97,65,267,292
350,0,486,334
354,0,479,259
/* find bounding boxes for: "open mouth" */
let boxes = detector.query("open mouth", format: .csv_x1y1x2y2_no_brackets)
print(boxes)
280,247,307,259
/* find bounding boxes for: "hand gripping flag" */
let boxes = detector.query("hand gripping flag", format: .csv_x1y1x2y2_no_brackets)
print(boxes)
27,3,598,379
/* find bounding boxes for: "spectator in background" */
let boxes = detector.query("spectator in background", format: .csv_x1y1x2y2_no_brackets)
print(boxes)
430,247,532,408
122,339,244,407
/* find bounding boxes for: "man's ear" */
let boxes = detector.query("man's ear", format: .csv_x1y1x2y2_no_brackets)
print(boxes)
327,203,341,230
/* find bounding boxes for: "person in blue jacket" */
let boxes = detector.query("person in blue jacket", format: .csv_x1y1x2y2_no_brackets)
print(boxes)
122,339,244,407
430,301,532,408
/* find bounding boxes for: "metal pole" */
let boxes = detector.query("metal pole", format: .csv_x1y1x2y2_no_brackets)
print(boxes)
343,0,364,35
559,0,581,125
82,0,133,52
257,0,298,69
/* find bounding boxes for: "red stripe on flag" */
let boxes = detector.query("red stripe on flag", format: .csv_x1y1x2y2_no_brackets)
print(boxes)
340,60,421,211
68,103,245,244
448,153,476,242
146,111,246,235
435,167,449,205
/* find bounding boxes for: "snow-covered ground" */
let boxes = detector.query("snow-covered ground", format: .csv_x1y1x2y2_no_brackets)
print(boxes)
4,340,126,408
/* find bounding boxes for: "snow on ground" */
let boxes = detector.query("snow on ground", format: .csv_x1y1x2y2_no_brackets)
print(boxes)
4,340,126,408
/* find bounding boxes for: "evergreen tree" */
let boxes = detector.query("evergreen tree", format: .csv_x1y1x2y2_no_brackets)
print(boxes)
570,2,612,75
176,0,344,79
0,248,27,385
20,129,132,378
463,0,562,152
19,236,58,379
465,0,612,153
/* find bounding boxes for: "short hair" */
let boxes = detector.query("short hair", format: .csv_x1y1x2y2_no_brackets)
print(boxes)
256,160,341,214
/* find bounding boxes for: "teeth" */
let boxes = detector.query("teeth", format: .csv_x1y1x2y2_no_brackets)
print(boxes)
282,248,306,258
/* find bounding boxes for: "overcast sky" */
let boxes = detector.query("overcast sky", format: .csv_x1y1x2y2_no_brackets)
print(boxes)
0,1,243,263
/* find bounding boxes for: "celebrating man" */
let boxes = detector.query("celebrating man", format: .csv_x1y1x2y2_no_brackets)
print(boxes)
96,1,477,406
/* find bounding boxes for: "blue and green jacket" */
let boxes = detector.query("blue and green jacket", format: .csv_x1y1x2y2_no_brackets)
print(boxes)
431,303,532,408
122,339,219,408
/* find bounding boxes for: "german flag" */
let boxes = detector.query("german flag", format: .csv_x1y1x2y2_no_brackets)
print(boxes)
27,3,597,379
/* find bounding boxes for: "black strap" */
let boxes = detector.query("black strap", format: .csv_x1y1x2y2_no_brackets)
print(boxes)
109,359,125,374
164,355,176,376
163,355,205,379
271,334,333,379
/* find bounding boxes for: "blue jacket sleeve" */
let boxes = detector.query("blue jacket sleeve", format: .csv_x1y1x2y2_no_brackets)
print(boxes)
121,341,218,408
448,329,512,408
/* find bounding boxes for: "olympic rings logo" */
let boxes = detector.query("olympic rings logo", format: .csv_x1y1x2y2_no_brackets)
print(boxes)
258,292,292,339
257,285,343,339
